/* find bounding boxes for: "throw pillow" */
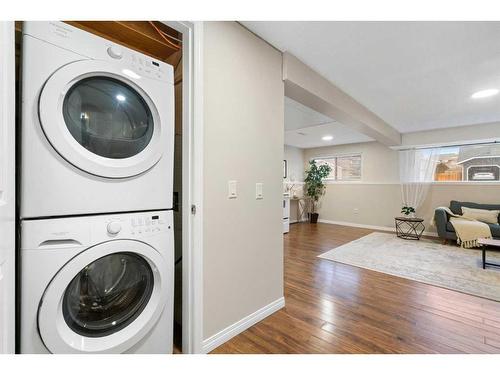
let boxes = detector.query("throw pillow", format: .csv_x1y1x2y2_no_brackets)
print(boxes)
461,207,500,224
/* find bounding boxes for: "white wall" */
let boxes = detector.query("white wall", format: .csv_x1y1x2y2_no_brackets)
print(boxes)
203,22,284,341
304,122,500,233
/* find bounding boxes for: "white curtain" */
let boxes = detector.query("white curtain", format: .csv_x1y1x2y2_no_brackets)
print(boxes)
399,149,439,214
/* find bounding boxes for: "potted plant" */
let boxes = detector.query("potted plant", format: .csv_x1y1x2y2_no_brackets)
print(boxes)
304,160,332,223
401,206,416,218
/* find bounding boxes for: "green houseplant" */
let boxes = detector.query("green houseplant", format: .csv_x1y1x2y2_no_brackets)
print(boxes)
304,160,332,223
401,206,416,217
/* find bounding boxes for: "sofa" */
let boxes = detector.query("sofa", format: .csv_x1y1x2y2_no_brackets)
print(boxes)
435,200,500,242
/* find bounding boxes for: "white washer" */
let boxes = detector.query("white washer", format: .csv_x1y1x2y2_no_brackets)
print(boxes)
20,210,174,354
20,21,174,219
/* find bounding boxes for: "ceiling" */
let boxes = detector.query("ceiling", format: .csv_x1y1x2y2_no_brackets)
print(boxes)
243,21,500,133
285,97,373,148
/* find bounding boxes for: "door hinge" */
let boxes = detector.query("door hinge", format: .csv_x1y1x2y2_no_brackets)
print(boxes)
191,204,197,215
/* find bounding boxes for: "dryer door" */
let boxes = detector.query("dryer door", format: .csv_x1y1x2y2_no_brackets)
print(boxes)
39,60,167,178
38,240,169,353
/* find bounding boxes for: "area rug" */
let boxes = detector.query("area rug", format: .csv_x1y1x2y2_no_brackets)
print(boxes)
318,232,500,301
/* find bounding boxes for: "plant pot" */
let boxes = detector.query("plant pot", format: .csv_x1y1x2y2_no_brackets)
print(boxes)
310,213,319,224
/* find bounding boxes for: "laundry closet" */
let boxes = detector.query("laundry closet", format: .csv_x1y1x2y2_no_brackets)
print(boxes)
14,21,184,353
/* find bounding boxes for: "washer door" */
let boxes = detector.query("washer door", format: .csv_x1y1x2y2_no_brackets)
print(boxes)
38,240,168,354
39,60,165,178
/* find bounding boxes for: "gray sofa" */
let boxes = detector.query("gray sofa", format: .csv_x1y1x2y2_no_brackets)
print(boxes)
435,200,500,242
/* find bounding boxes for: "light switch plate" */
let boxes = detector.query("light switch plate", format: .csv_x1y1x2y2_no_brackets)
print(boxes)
256,182,263,199
228,180,237,199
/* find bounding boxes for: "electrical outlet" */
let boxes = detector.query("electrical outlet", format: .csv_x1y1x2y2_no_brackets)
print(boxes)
353,208,359,214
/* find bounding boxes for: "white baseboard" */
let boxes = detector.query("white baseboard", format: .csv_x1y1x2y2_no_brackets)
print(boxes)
202,297,285,353
318,219,438,238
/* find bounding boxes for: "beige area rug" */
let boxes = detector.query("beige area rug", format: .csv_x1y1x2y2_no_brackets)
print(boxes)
318,232,500,301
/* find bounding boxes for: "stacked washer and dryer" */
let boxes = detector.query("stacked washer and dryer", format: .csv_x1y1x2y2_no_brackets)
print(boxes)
19,22,176,353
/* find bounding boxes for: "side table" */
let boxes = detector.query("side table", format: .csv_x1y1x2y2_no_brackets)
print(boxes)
395,217,425,240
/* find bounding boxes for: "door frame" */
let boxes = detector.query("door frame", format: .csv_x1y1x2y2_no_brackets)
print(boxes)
0,21,16,354
162,21,204,354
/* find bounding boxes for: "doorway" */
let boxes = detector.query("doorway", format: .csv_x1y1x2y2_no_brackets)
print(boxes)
12,20,203,354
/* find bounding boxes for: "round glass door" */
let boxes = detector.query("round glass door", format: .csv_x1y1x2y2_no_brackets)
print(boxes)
38,239,169,353
38,60,169,178
62,252,154,338
62,77,154,159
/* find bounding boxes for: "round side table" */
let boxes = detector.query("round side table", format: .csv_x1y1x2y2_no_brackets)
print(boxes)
395,217,425,240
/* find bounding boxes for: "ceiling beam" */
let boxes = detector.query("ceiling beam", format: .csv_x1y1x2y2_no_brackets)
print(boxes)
283,52,401,147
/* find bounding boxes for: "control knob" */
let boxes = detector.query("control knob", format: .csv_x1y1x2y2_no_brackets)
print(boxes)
107,221,122,235
107,46,123,59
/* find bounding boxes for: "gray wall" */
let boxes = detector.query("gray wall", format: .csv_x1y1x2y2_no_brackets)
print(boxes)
203,22,284,339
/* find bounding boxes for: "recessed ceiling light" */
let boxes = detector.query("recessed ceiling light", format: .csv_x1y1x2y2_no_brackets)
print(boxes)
322,135,333,141
471,89,499,99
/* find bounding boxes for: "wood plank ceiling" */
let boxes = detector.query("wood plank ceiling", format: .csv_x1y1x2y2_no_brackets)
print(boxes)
65,21,181,62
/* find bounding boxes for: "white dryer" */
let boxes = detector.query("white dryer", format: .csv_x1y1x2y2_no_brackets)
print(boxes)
20,21,174,219
20,210,174,354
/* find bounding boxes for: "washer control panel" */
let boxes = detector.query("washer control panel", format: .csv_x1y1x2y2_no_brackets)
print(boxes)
22,210,173,249
103,211,171,238
129,213,169,235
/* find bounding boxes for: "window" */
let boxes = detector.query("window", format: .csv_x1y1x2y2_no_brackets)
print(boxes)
314,158,336,179
314,154,362,181
433,143,500,182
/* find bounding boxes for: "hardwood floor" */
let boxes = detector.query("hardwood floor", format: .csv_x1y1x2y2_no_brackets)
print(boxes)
211,223,500,354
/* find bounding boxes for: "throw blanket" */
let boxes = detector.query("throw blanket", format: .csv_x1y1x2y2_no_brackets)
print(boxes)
435,206,491,248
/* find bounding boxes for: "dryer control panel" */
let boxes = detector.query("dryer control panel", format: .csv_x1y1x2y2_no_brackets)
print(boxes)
23,21,174,84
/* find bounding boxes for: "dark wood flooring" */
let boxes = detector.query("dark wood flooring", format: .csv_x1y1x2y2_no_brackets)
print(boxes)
211,223,500,353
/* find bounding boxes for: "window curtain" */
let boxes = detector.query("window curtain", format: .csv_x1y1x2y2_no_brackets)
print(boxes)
399,149,439,214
